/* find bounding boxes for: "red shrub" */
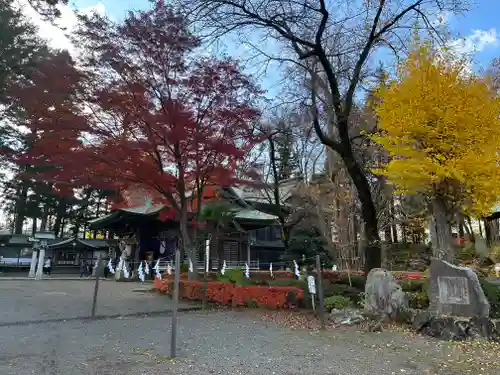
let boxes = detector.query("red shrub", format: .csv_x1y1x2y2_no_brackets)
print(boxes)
154,279,303,309
231,285,303,308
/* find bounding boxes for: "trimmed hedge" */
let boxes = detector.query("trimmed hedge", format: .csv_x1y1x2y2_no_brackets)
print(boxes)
163,270,424,283
155,278,303,309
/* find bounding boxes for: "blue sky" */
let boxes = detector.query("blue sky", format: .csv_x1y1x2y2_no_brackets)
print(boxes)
444,2,499,67
24,0,500,97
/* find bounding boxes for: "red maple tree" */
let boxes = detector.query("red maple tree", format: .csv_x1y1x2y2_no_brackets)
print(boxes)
6,51,92,191
12,1,262,264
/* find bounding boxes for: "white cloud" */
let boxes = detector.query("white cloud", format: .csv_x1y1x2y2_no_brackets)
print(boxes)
17,0,106,56
450,28,498,56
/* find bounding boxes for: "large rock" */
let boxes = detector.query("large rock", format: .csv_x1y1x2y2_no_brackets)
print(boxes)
412,310,500,342
364,268,408,318
429,258,490,317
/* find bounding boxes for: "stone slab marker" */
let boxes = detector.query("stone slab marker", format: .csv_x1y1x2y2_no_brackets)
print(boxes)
35,248,45,280
28,251,38,278
429,258,490,318
364,268,407,318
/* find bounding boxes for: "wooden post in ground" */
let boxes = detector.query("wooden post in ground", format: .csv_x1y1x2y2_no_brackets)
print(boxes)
91,255,102,318
170,249,181,358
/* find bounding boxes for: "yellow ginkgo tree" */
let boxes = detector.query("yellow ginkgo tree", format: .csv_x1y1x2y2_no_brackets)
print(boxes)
371,42,500,263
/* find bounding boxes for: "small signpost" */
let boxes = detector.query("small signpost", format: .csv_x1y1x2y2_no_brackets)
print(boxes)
307,275,316,311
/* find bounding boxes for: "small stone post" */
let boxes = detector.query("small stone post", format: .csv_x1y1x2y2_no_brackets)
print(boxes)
35,248,45,280
28,250,38,278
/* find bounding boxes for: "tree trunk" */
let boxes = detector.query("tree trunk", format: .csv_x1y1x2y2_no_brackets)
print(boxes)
40,205,49,231
390,196,398,243
268,135,292,254
31,217,37,236
430,196,455,263
384,225,392,244
484,219,493,247
179,209,196,279
462,217,472,240
93,196,102,239
281,225,290,254
14,183,28,235
215,224,223,271
466,216,475,243
342,153,381,274
53,200,66,237
60,217,65,237
401,223,408,243
458,215,465,239
492,219,500,242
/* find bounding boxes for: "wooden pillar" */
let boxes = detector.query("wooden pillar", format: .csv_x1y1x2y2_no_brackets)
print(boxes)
247,233,251,266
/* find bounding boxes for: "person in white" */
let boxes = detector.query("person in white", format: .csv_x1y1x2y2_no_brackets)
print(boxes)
43,257,52,276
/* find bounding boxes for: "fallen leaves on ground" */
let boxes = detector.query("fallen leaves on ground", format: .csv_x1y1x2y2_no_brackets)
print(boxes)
437,339,500,374
255,310,324,330
234,309,500,375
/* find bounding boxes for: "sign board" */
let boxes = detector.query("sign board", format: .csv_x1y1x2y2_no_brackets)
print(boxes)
437,276,470,305
307,276,316,294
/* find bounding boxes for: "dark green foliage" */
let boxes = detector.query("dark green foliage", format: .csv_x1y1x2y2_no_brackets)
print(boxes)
384,243,431,271
337,274,365,289
216,269,253,286
322,282,363,304
479,278,500,319
180,264,189,273
26,0,68,19
406,291,430,309
456,244,479,263
324,295,353,311
263,276,434,313
196,201,237,227
272,120,300,181
0,0,50,104
284,227,331,264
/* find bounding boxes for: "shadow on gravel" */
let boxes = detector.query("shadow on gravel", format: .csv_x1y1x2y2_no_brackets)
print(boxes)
0,306,202,328
0,280,198,327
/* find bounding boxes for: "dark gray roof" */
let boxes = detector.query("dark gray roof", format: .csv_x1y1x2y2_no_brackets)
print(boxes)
48,237,108,249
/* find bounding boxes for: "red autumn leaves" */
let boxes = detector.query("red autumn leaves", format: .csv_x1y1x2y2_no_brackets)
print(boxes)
154,278,305,309
8,1,262,214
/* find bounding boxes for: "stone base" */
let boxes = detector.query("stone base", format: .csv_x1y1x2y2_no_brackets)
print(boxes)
412,310,500,342
329,308,366,326
115,270,125,281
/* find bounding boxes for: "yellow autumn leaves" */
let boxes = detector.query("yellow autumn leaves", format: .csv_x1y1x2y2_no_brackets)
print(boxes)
371,43,500,217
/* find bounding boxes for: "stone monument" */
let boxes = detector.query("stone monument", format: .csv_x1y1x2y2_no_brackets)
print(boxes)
35,247,45,280
28,249,38,278
428,258,490,317
364,268,407,318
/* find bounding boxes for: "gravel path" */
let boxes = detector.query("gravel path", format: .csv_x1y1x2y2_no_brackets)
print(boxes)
0,309,490,375
0,280,495,375
0,280,193,325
